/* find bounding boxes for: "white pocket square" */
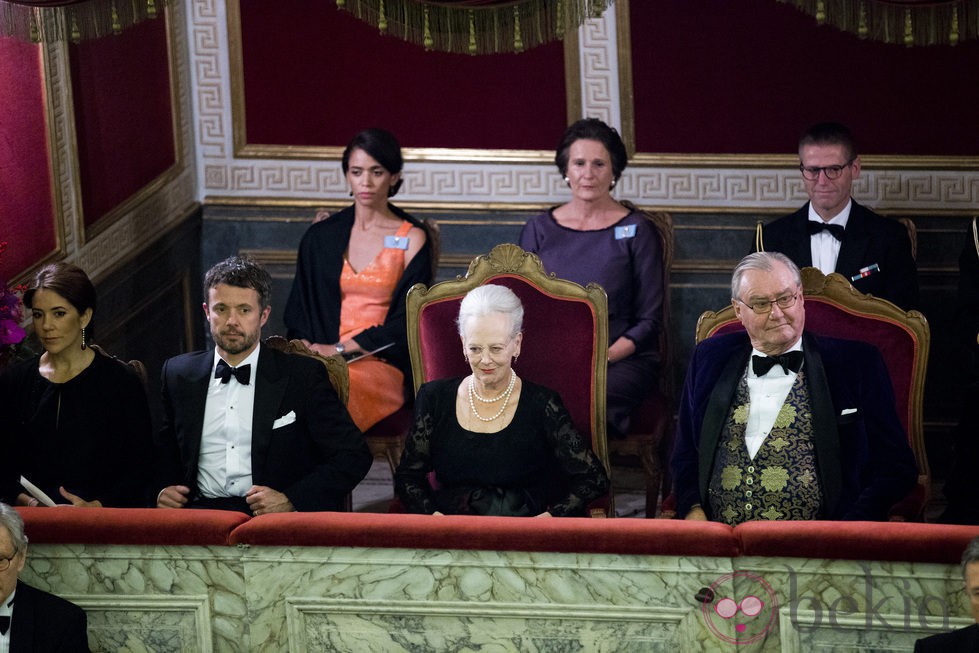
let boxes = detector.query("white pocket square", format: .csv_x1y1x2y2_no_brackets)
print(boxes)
840,408,858,416
273,411,297,429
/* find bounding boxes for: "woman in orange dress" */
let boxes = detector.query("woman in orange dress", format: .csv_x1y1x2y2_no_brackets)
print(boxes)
284,129,433,430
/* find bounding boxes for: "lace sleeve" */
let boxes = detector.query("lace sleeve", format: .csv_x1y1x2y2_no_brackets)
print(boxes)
393,382,441,513
541,391,611,516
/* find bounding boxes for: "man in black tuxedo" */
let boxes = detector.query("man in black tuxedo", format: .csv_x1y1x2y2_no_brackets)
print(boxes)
672,252,917,524
155,256,371,514
0,503,89,652
758,122,919,310
915,536,979,651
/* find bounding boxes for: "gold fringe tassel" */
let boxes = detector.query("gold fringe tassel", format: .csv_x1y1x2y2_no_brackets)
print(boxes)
335,0,615,55
777,0,979,47
0,0,171,43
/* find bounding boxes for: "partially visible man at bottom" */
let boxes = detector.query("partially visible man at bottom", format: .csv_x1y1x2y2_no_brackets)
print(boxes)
672,252,917,524
915,536,979,651
0,502,90,652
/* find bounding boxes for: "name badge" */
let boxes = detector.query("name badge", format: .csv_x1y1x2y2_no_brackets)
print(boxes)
384,235,410,250
614,225,637,240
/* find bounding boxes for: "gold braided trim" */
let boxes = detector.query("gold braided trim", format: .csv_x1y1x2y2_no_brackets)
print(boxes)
777,0,979,46
336,0,614,54
0,0,170,43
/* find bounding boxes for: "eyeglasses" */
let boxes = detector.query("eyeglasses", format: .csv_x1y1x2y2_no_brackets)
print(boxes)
799,158,855,181
737,292,799,315
0,551,17,572
715,595,765,619
465,342,512,360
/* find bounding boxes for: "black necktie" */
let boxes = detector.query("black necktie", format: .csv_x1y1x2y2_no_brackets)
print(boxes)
752,351,804,376
215,360,251,385
0,614,9,635
807,220,845,241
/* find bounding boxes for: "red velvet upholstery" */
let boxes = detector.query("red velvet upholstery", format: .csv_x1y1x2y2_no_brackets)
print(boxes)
416,274,597,438
737,521,979,564
16,507,248,546
230,511,740,557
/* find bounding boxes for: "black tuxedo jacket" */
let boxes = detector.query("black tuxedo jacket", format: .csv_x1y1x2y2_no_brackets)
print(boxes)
8,581,89,652
155,346,371,511
914,623,979,651
759,200,919,310
671,332,918,521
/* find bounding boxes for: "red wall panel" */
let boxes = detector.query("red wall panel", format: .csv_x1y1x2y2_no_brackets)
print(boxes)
0,36,55,282
70,16,175,228
239,0,567,150
631,1,979,156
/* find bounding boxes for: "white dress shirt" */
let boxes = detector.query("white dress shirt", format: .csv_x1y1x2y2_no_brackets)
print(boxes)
198,345,261,498
808,199,852,275
744,339,804,459
0,588,15,653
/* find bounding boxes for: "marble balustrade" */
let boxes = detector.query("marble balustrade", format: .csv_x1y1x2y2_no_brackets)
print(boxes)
14,509,979,652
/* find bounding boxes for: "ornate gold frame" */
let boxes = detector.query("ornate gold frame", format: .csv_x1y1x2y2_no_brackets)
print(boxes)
405,243,612,507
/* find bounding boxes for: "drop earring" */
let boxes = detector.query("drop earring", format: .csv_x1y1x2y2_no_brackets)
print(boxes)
564,176,571,188
610,179,617,189
81,327,87,350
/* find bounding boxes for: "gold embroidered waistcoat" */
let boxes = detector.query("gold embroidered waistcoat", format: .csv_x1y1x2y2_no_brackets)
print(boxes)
708,370,822,526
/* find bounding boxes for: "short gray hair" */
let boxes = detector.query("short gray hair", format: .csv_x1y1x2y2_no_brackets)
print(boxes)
731,251,802,300
0,503,28,553
961,536,979,580
457,284,524,339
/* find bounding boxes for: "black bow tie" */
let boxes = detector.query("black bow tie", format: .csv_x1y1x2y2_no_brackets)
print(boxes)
0,614,9,635
752,351,804,376
215,360,250,385
807,220,845,241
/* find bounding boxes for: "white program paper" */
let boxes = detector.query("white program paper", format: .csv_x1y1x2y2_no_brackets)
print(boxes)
19,475,57,507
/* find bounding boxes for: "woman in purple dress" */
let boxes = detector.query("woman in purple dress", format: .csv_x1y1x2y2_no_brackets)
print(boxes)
519,118,664,438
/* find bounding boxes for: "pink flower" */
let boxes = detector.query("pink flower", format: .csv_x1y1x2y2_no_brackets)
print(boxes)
0,318,25,346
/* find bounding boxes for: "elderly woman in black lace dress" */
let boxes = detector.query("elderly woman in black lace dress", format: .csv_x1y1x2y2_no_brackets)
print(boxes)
394,284,609,517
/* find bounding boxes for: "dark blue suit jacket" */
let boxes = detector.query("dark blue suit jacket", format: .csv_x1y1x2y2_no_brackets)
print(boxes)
155,345,371,512
914,623,979,652
760,200,919,310
671,332,917,521
9,581,89,652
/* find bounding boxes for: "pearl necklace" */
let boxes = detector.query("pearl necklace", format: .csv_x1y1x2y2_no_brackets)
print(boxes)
468,371,516,422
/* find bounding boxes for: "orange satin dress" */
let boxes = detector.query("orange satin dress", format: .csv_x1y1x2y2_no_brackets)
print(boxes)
338,220,411,431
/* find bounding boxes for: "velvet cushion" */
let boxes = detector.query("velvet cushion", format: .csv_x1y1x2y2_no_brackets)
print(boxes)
737,521,979,564
16,507,248,546
230,511,740,556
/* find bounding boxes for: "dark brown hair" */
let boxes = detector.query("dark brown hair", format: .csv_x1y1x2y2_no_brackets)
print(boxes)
24,262,97,316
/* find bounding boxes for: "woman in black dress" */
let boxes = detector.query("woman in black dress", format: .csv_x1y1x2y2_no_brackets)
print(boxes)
394,284,609,517
0,262,152,507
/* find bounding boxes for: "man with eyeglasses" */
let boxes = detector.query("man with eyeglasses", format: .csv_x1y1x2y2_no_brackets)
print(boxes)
756,122,918,310
671,252,917,525
0,502,89,651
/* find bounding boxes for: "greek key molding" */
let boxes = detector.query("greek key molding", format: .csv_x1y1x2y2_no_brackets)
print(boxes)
188,2,979,212
578,8,619,127
41,36,74,260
